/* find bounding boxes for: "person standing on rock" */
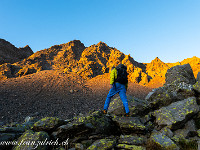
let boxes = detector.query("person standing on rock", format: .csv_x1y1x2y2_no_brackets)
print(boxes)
103,64,130,116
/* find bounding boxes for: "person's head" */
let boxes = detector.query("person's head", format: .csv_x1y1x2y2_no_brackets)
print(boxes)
111,66,115,70
116,64,127,70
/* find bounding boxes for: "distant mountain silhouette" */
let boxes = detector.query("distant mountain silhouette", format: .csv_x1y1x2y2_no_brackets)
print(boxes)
0,39,199,87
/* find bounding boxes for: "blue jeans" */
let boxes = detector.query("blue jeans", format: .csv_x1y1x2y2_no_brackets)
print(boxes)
103,82,130,113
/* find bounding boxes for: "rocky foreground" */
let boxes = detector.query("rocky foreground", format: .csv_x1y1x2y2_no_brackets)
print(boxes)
1,64,200,149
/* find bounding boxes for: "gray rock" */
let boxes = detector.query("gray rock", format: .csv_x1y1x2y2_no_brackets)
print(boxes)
52,121,92,142
0,126,25,133
146,83,195,111
197,72,200,82
172,137,198,150
86,138,116,150
148,132,179,150
173,119,197,139
0,133,19,150
112,116,146,134
32,117,66,132
118,135,147,145
108,95,149,116
22,117,40,130
160,127,174,138
13,130,49,150
116,144,146,150
52,111,117,141
193,81,200,95
0,133,17,142
145,86,173,110
153,97,199,130
165,64,196,85
80,111,117,135
0,125,26,149
167,82,195,101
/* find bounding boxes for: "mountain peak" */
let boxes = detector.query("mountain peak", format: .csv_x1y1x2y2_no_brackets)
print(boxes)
65,40,85,47
96,41,108,47
152,57,162,62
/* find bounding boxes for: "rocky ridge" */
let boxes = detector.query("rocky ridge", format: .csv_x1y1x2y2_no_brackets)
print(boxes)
1,64,200,149
1,39,200,88
0,39,33,65
0,40,150,85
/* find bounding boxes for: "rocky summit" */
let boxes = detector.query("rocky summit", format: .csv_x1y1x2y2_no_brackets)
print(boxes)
1,63,200,149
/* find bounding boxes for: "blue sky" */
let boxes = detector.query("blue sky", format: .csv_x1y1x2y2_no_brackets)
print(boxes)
1,0,200,63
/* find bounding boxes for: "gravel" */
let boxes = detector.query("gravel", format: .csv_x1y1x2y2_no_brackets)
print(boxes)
0,70,152,124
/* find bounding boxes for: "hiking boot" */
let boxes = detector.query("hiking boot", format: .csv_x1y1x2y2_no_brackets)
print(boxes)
103,110,107,114
125,112,130,117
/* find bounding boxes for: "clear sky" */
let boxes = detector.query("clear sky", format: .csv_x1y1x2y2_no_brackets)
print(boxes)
1,0,200,63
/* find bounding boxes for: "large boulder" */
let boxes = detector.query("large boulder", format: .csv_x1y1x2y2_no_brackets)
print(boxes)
32,117,66,133
145,86,173,110
112,116,146,134
108,95,149,116
52,120,92,142
153,97,199,130
165,64,196,85
13,130,50,150
147,132,179,150
166,82,195,101
146,82,195,111
52,111,117,141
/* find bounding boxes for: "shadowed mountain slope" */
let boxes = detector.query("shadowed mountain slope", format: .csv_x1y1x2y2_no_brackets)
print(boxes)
0,39,33,65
